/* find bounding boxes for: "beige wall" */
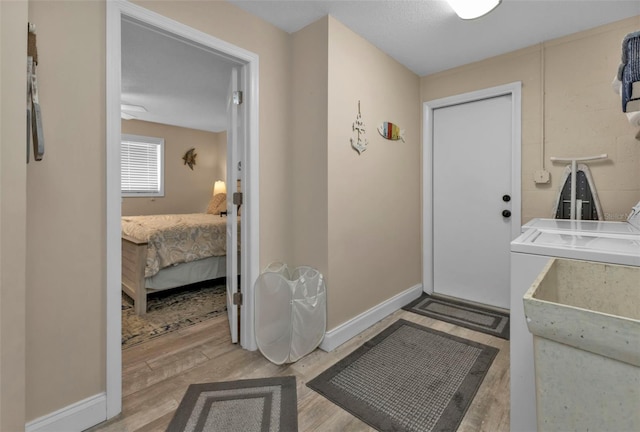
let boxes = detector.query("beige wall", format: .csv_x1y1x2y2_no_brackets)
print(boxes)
421,16,640,223
326,17,421,328
26,0,106,421
543,18,640,219
291,16,421,330
121,120,226,216
0,1,28,429
291,18,330,282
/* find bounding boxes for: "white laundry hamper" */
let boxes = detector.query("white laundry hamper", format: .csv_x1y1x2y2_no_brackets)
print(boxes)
254,262,327,364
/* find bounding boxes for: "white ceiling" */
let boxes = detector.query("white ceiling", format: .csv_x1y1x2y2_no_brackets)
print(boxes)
230,0,640,76
122,0,640,132
121,17,236,133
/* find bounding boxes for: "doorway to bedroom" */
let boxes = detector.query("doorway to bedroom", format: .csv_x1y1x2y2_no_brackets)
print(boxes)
106,0,260,420
119,16,237,350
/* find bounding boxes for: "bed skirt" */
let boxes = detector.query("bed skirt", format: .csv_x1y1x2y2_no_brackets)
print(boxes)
145,255,227,290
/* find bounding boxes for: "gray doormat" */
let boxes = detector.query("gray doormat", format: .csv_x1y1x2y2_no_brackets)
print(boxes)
167,376,298,432
403,294,510,340
307,319,498,432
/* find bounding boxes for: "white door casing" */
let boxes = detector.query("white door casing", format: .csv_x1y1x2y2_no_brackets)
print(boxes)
226,67,239,344
422,83,521,309
106,0,260,423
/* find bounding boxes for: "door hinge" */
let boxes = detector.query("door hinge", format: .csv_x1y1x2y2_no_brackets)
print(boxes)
233,192,243,206
233,91,243,105
233,292,243,306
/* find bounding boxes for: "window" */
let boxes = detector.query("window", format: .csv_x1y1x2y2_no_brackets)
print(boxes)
121,134,164,197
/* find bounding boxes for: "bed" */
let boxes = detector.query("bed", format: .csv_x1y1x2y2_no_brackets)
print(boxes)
121,213,238,315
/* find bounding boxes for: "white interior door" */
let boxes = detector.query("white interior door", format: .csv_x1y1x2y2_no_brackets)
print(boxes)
226,67,240,343
432,94,513,309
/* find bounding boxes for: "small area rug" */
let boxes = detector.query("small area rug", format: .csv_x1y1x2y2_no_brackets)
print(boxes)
122,280,227,349
403,293,510,340
167,376,298,432
307,319,498,432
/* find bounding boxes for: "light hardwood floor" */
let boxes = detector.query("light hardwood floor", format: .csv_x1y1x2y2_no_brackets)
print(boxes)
89,309,510,432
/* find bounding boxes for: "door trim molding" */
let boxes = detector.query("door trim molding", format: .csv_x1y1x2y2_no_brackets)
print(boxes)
422,82,521,294
106,0,260,422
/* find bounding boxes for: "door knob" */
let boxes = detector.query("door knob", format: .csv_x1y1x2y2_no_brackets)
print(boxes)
502,210,511,218
502,194,511,202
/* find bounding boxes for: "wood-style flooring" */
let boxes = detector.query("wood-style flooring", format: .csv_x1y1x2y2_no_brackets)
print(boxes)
88,309,510,432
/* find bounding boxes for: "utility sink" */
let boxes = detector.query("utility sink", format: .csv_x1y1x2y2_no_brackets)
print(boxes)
524,258,640,365
523,258,640,431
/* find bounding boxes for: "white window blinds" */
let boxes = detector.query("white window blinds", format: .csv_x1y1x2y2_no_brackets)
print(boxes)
121,134,164,197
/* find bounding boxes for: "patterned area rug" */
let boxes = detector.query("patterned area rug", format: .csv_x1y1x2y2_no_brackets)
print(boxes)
403,294,510,340
307,319,498,432
167,376,298,432
122,280,227,349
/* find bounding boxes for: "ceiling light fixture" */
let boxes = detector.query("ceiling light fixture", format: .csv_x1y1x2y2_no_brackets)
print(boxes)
446,0,501,20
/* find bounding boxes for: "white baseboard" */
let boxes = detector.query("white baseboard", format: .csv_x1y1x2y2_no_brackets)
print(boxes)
319,284,423,352
25,393,106,432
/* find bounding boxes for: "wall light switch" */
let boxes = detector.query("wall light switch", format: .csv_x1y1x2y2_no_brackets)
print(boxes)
534,170,550,184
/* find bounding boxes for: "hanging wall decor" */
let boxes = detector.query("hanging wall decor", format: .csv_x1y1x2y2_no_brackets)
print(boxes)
378,121,405,142
350,101,368,155
27,22,44,162
182,147,197,170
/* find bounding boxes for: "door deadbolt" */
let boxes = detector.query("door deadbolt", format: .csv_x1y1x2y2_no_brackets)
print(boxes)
502,194,511,202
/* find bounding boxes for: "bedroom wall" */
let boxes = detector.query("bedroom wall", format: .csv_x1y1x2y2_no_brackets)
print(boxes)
326,17,421,329
121,120,226,216
420,16,640,223
23,0,294,424
0,1,28,429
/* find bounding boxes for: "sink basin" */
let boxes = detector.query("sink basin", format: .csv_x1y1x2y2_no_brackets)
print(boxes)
523,258,640,432
524,258,640,365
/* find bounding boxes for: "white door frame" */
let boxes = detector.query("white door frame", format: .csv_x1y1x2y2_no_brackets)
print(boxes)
422,82,521,295
106,0,260,419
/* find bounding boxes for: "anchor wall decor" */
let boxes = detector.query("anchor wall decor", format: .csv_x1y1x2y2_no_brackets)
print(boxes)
350,100,368,155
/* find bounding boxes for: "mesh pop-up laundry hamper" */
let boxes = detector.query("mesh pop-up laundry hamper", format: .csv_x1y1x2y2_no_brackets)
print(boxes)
254,262,326,364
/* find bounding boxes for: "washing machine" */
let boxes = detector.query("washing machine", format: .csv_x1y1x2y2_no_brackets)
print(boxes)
509,201,640,432
521,203,640,234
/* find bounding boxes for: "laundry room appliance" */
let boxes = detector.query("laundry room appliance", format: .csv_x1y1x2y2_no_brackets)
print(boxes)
521,201,640,234
521,215,640,234
509,201,640,432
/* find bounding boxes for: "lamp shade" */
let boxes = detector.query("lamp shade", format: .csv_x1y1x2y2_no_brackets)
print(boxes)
213,180,226,196
446,0,501,19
